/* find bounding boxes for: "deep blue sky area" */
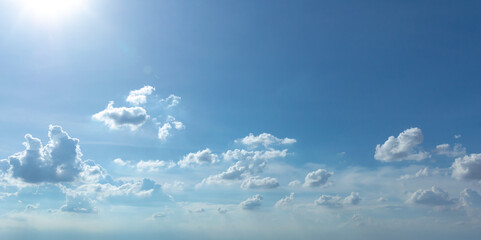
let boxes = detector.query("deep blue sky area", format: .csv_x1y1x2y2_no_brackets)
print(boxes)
0,1,481,239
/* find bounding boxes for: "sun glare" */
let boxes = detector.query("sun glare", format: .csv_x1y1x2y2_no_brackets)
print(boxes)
17,0,87,23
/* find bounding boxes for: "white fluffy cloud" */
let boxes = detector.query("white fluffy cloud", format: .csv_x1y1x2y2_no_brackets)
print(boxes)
343,192,361,205
240,194,263,210
451,154,481,181
240,177,279,189
60,193,97,214
408,186,454,206
237,133,296,148
126,86,155,105
201,149,287,185
7,125,84,184
459,188,481,208
178,148,218,168
157,116,185,142
374,127,430,162
303,169,333,187
92,101,149,130
275,192,294,208
113,158,128,166
160,94,181,108
314,195,343,208
435,143,466,157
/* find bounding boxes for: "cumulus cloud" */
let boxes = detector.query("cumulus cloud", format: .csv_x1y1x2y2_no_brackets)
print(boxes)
275,192,294,208
303,169,333,187
237,133,296,148
451,154,481,181
240,194,263,210
7,125,84,184
157,116,185,142
435,143,466,157
314,195,343,208
201,149,287,186
374,127,430,162
161,94,181,108
113,158,128,166
240,177,279,189
136,160,175,172
459,188,481,208
408,186,455,206
92,101,149,130
344,192,361,205
60,193,97,214
126,86,155,105
178,148,219,168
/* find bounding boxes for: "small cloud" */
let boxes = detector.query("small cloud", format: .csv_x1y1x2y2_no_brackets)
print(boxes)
314,195,343,208
288,180,301,187
126,86,155,105
303,169,333,187
113,158,128,166
374,128,430,162
344,192,361,205
240,177,279,189
92,101,149,130
455,134,462,139
60,193,97,214
407,186,455,206
240,194,263,210
178,148,219,168
452,154,481,181
217,207,228,214
434,143,466,157
236,133,296,148
275,192,294,208
160,94,181,108
136,160,175,172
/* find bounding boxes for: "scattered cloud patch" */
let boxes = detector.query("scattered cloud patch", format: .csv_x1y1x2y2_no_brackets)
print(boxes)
178,148,218,168
314,195,343,208
60,193,97,214
217,207,228,214
343,192,361,205
240,194,263,210
93,101,149,130
136,160,175,172
452,154,481,181
288,180,301,187
160,94,181,108
408,186,455,206
459,188,481,208
113,158,128,166
237,133,296,148
399,167,431,180
435,143,466,157
275,192,294,208
126,86,155,105
303,169,333,187
240,177,279,189
374,127,430,162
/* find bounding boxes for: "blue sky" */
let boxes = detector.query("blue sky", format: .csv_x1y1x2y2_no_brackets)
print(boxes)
1,0,481,239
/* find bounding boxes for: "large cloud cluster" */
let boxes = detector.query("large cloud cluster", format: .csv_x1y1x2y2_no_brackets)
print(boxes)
6,125,83,183
451,154,481,181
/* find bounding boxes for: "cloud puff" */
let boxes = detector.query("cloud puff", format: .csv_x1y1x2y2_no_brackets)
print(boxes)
240,194,263,210
399,167,432,180
275,192,294,208
374,127,430,162
178,148,219,168
240,177,279,189
161,94,181,108
408,186,455,206
459,188,481,208
113,158,128,166
201,149,287,185
126,86,155,105
136,160,175,172
237,133,296,148
288,180,301,187
60,193,97,214
217,207,228,214
435,143,466,157
314,195,343,208
303,169,333,187
451,154,481,180
93,101,149,130
343,192,361,205
7,125,83,184
157,116,184,142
